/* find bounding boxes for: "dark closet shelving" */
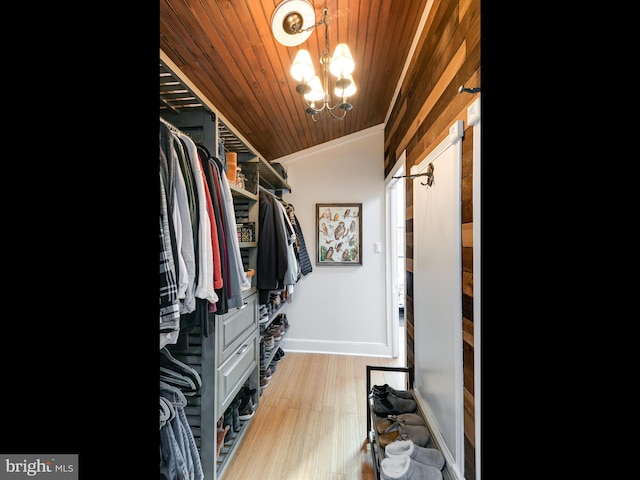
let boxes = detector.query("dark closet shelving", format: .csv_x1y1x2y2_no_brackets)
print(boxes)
160,53,293,480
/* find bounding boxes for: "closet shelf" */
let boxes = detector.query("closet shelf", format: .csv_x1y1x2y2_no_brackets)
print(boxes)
254,159,292,194
262,301,288,330
160,58,291,194
229,182,258,201
216,415,254,478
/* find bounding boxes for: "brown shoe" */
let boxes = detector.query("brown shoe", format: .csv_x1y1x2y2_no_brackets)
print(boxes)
216,425,230,458
377,413,425,434
379,429,399,447
376,417,396,434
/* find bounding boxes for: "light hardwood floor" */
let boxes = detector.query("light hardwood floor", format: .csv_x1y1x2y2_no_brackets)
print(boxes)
220,329,406,480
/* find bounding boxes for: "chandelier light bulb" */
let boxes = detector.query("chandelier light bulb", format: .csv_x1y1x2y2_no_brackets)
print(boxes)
329,44,354,78
290,49,315,83
304,75,325,102
335,74,356,98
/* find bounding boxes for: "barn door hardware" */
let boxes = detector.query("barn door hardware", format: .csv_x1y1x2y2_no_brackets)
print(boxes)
458,85,481,94
392,162,434,187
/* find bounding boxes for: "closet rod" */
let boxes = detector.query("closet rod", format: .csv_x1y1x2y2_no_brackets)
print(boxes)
258,184,285,199
160,116,182,134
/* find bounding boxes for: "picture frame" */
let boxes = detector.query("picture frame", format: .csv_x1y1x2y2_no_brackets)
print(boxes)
316,203,362,265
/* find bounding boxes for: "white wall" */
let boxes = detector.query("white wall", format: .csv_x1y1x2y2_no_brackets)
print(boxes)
275,125,391,357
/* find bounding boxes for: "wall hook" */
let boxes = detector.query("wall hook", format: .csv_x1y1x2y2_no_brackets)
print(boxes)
458,85,481,94
421,162,434,187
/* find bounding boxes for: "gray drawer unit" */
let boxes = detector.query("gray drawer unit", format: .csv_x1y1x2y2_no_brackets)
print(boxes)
216,291,258,365
216,330,259,414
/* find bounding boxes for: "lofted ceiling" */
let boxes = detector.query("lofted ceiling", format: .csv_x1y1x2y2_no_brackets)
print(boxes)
160,0,430,162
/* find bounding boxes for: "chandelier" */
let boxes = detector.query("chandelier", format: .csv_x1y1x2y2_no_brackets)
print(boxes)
271,1,356,122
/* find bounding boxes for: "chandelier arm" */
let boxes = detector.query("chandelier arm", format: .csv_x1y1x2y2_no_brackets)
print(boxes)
327,107,347,120
311,108,326,123
326,101,347,112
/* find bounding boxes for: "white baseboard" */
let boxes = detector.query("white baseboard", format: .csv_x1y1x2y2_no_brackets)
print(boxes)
281,337,393,357
413,389,465,480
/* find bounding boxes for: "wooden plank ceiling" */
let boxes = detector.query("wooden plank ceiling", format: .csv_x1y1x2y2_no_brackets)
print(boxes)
160,0,429,162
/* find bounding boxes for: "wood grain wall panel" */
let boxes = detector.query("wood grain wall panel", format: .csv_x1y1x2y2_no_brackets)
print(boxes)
459,0,474,18
383,1,480,477
460,0,480,49
462,127,474,176
463,406,475,453
463,347,474,400
462,328,473,348
406,292,415,370
386,97,409,167
462,271,473,297
462,178,473,224
463,440,475,478
462,293,473,323
464,437,476,480
405,223,413,269
462,246,473,272
394,0,454,103
462,317,474,346
462,222,473,247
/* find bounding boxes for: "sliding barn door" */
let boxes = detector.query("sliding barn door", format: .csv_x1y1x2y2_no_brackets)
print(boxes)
413,120,464,477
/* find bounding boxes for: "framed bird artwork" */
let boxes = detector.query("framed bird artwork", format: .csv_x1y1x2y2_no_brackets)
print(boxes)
316,203,362,266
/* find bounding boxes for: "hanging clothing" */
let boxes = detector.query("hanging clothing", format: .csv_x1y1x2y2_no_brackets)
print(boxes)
200,155,229,315
257,189,289,304
160,158,180,334
178,132,218,305
289,208,313,276
274,198,299,290
159,382,204,480
214,157,250,308
173,150,197,314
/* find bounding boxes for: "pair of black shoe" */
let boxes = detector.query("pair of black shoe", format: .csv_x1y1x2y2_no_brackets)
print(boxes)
223,385,258,441
238,385,256,420
370,384,417,416
223,396,242,442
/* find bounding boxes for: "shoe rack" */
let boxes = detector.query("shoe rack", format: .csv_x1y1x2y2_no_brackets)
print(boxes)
259,292,290,389
366,365,415,480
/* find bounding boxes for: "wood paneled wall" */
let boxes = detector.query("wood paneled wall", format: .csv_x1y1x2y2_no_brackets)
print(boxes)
383,0,480,478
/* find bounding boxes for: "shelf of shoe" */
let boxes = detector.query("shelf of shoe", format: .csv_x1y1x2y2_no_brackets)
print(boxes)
367,395,451,480
261,314,287,367
261,296,288,330
365,365,414,480
216,413,255,478
259,303,288,375
262,330,286,369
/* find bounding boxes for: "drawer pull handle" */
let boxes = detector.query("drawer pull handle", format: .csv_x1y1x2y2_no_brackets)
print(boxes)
237,303,247,310
238,344,249,354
